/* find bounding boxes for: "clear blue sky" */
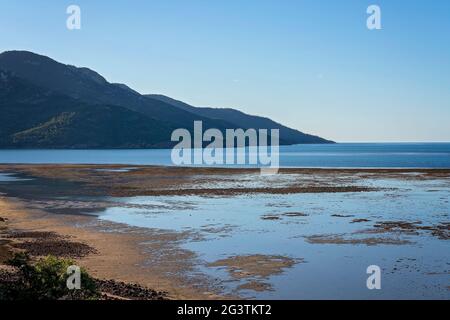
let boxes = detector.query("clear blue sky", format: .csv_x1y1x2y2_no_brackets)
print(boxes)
1,0,449,142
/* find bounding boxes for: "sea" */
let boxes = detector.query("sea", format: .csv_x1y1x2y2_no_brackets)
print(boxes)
0,143,449,168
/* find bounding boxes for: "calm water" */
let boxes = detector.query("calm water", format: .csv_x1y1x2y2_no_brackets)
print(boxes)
0,143,450,168
0,170,449,299
97,178,450,299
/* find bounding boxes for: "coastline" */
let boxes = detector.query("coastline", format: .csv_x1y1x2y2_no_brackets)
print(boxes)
1,164,449,299
0,195,225,300
1,164,449,197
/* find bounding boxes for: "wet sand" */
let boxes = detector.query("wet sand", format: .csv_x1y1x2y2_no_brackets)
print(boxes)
0,197,223,299
2,164,449,198
207,255,303,292
0,165,449,299
0,164,383,197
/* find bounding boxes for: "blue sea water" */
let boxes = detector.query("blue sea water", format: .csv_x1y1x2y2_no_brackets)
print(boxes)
98,182,450,299
1,148,449,299
0,143,449,168
1,143,450,299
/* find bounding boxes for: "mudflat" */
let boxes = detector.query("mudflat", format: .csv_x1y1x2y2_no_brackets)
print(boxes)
0,165,449,299
1,164,448,197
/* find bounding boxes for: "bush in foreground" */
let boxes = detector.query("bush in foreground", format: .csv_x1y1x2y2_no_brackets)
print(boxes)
0,253,100,300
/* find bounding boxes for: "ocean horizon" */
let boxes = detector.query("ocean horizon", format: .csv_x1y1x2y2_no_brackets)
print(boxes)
1,142,449,168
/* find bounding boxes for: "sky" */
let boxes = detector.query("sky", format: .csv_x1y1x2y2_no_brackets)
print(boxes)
0,0,449,142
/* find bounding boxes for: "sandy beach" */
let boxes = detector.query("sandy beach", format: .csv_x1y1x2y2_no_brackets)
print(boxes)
1,165,449,299
0,196,223,299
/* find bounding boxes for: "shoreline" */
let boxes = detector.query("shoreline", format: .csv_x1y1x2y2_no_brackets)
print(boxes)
2,163,450,170
1,164,449,196
1,164,449,299
2,165,449,200
0,196,226,300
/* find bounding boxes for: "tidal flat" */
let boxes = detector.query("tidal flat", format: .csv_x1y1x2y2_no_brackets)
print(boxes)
0,165,449,299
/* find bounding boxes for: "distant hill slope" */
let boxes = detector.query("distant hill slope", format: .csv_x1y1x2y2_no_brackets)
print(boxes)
147,94,334,144
0,70,172,148
0,50,333,148
0,51,235,133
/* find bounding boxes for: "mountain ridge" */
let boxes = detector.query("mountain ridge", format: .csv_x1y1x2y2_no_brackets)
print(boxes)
146,94,334,145
0,50,334,148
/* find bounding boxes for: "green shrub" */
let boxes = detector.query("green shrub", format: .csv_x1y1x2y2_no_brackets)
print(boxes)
2,253,100,300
